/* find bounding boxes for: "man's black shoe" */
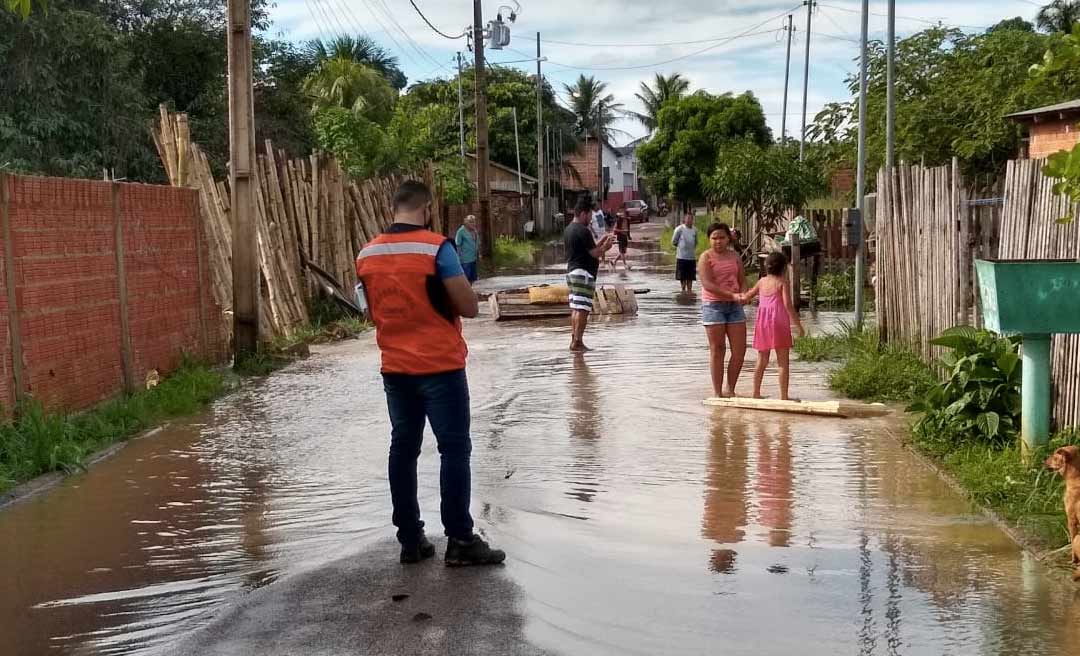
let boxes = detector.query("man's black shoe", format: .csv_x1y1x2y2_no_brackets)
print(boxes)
400,536,436,564
445,535,506,567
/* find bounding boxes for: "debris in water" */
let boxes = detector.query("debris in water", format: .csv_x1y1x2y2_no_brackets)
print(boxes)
412,612,432,622
392,594,409,602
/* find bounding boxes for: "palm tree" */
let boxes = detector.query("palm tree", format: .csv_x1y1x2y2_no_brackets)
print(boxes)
305,35,408,91
631,73,690,132
1037,0,1080,33
563,75,625,141
302,57,397,123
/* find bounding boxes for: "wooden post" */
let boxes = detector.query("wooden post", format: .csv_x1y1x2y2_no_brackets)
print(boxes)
791,232,801,310
473,0,493,259
1,173,25,404
191,189,209,356
228,0,259,357
112,183,136,393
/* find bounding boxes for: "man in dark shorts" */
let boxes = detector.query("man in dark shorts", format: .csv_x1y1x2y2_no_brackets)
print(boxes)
613,212,632,271
672,212,698,293
564,196,614,351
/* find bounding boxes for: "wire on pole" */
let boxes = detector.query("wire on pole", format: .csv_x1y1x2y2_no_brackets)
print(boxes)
409,0,467,39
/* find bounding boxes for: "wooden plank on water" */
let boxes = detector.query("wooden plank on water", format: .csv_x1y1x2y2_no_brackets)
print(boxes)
702,397,890,418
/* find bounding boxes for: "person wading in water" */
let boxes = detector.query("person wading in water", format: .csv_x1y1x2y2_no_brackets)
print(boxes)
565,196,615,351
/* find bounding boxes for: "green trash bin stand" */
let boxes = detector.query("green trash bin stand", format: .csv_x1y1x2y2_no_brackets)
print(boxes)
975,259,1080,454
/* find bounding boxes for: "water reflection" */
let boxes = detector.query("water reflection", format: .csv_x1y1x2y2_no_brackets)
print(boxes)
565,354,602,505
702,412,749,572
754,418,793,548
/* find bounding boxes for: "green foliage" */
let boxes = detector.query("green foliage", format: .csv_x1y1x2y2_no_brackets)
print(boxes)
4,0,43,19
801,322,935,401
908,327,1023,447
813,268,857,310
563,74,625,141
659,212,731,258
491,236,541,268
1037,0,1080,33
1033,26,1080,221
808,23,1080,180
704,142,823,233
302,57,396,122
637,91,771,205
304,35,406,90
0,361,226,493
433,158,471,205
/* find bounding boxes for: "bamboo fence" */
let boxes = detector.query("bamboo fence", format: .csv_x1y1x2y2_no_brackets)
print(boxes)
998,158,1080,429
153,107,443,340
876,158,1080,429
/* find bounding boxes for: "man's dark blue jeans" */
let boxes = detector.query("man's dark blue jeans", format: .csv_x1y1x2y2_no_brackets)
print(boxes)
382,369,474,546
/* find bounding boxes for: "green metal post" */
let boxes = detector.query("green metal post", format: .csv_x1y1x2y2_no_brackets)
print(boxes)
1020,334,1052,454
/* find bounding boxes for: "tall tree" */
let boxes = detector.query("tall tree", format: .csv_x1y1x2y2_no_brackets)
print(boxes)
302,57,396,124
563,74,625,141
305,35,407,91
631,73,690,132
705,142,822,232
1037,0,1080,33
637,91,771,205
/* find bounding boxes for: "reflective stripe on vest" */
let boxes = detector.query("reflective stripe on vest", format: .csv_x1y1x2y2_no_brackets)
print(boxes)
356,230,467,375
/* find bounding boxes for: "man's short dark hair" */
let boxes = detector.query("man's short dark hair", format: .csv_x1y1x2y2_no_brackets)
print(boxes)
393,180,432,212
574,196,593,216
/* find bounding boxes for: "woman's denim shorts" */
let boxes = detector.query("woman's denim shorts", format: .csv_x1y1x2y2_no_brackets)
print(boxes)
702,301,746,326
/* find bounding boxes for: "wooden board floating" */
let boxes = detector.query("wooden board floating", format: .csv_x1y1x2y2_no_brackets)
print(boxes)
702,397,890,418
490,284,639,321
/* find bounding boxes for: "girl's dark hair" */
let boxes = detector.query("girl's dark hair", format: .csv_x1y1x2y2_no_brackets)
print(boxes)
765,251,789,276
707,222,731,238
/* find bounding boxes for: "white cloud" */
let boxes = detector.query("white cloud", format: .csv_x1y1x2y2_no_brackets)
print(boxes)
265,0,1041,145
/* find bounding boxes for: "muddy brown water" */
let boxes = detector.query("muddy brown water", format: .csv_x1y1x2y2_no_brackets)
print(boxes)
4,260,1080,654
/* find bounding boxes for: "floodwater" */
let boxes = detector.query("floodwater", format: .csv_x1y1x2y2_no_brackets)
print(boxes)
4,245,1080,655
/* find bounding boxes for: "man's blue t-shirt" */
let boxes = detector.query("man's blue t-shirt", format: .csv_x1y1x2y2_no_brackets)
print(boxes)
436,241,465,279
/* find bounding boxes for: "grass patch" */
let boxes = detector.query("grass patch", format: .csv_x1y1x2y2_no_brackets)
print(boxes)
0,361,228,495
794,322,935,402
911,430,1080,552
491,236,543,269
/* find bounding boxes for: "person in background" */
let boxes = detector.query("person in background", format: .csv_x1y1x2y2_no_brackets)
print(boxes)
613,211,632,272
356,181,505,567
738,252,805,401
565,196,615,351
590,202,611,271
698,223,747,398
672,212,698,293
455,214,480,284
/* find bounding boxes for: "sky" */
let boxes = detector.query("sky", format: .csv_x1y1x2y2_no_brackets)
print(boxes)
263,0,1046,146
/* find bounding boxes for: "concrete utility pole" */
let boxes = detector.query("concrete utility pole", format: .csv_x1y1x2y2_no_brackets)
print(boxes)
854,0,869,327
227,0,258,358
512,106,523,196
596,101,603,204
781,15,794,145
799,0,816,161
536,32,546,232
557,129,563,212
886,0,896,168
472,0,493,258
457,52,466,159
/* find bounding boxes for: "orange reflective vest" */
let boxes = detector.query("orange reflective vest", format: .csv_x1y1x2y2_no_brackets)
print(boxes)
355,228,468,375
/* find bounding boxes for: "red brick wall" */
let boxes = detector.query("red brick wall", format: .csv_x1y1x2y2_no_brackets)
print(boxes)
562,142,601,194
1029,119,1080,159
0,177,11,410
1,175,226,414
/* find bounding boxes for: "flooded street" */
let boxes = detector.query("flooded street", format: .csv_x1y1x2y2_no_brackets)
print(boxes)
4,244,1080,654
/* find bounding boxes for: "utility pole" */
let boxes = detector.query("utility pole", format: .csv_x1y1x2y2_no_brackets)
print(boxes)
781,15,794,145
557,129,563,213
886,0,896,168
799,0,816,161
472,1,493,259
512,106,523,196
854,0,869,327
456,52,466,159
536,32,546,232
227,0,258,358
596,101,603,205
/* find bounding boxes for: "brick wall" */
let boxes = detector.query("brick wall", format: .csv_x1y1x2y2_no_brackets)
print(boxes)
1029,119,1080,159
563,142,601,195
0,174,226,414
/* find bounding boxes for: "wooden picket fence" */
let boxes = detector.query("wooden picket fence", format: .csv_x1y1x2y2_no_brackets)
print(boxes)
876,158,1080,429
998,158,1080,428
153,107,443,340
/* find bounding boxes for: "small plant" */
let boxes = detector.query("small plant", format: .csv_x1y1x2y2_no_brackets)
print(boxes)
908,326,1022,447
828,342,936,402
812,268,857,309
491,236,541,268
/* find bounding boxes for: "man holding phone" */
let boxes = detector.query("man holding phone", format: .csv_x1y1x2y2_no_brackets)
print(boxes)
565,196,615,352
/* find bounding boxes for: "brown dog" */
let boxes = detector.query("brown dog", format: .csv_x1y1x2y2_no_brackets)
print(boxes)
1045,445,1080,581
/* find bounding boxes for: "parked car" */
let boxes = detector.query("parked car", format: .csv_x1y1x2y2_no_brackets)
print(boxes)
622,199,650,223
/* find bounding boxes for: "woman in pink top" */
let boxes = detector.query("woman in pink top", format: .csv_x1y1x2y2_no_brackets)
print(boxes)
697,223,747,397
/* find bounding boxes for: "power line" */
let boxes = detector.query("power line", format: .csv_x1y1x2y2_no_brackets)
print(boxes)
371,0,450,72
817,2,988,31
410,0,467,39
538,8,796,49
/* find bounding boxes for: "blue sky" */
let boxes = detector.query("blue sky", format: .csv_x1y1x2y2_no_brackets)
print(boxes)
262,0,1045,145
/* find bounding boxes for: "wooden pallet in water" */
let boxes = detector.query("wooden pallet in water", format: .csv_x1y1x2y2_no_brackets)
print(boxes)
489,284,639,321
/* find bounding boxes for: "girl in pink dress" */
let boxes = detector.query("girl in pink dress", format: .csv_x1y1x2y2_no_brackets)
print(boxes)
738,252,804,400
